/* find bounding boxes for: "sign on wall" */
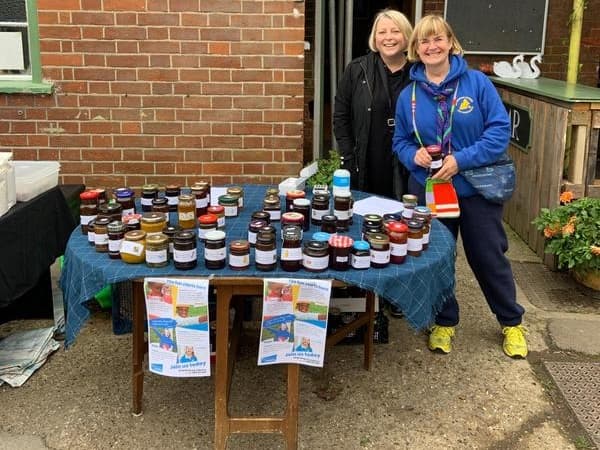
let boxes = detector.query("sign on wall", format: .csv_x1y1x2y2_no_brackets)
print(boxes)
504,102,532,152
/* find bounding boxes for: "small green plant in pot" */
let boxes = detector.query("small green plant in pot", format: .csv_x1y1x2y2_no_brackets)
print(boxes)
306,149,341,188
533,192,600,290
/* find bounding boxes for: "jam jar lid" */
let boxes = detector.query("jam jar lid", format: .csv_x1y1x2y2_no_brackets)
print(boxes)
333,191,352,198
100,202,122,213
265,187,279,196
387,221,408,233
226,186,243,194
312,232,331,242
94,217,111,227
263,195,280,206
328,234,354,248
249,219,268,230
383,211,404,221
146,233,168,245
286,189,305,198
107,220,125,232
303,240,329,252
218,194,238,205
367,232,389,245
363,213,382,223
80,190,99,200
406,219,424,230
152,197,168,205
259,224,277,236
353,240,370,251
312,192,330,201
207,205,225,214
414,206,431,215
115,187,134,198
123,213,142,224
282,225,302,240
292,198,310,207
204,230,225,241
174,229,197,241
198,213,218,224
281,212,304,222
179,193,194,202
229,239,249,251
141,212,166,223
165,184,180,191
125,230,146,241
251,211,270,222
321,214,337,223
142,183,159,192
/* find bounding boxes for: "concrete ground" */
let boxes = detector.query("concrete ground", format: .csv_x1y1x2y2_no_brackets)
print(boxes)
0,225,598,450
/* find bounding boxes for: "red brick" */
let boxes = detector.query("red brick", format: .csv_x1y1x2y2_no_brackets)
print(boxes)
210,97,232,108
200,28,241,41
184,122,211,135
181,42,209,53
265,83,303,96
73,41,116,53
201,83,243,95
74,68,116,81
81,28,103,39
208,150,231,161
50,135,91,147
203,162,243,175
155,110,175,121
111,82,152,95
105,26,147,39
170,27,199,40
182,13,208,26
114,135,154,147
117,41,139,53
152,83,175,95
107,55,150,67
148,27,170,39
183,96,211,108
232,122,273,135
121,122,142,134
79,96,120,107
115,13,137,25
91,162,115,174
203,136,242,148
210,70,231,82
42,53,84,66
92,135,113,146
144,149,184,161
241,29,263,41
232,70,273,82
208,42,230,55
179,69,210,82
80,121,120,134
177,136,204,148
199,0,241,13
38,0,80,9
263,29,304,41
137,68,179,81
82,149,122,161
89,82,110,94
83,54,106,67
142,96,184,108
142,122,183,135
60,161,93,174
172,55,200,68
115,162,156,174
138,13,180,25
71,12,115,25
201,109,243,121
140,41,181,54
104,0,145,10
242,137,263,148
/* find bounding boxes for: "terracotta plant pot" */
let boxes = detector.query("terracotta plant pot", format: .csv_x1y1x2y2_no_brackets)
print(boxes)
572,268,600,291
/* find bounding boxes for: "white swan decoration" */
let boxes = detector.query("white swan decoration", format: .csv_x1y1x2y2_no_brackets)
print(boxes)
516,53,542,79
493,54,523,78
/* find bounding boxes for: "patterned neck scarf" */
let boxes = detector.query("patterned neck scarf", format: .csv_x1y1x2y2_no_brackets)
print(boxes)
418,80,459,153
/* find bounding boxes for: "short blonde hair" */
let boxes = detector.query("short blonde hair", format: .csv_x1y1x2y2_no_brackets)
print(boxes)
368,9,413,53
407,15,464,62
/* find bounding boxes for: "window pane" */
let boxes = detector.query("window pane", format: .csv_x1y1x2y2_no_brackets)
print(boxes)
0,0,27,23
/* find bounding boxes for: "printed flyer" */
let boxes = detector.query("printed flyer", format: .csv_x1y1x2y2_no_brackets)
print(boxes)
258,278,332,368
144,277,211,377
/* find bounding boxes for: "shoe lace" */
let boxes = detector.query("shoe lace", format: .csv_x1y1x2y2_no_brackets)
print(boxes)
432,326,454,338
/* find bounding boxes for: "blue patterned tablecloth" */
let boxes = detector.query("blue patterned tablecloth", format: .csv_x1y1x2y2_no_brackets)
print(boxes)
61,185,456,347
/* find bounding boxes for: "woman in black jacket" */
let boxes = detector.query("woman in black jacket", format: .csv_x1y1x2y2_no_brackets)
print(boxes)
333,9,413,200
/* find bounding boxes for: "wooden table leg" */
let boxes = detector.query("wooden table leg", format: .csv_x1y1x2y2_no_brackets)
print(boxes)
132,280,145,416
283,364,299,450
214,285,233,450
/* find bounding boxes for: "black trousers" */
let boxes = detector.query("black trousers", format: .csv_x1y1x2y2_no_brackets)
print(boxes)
409,177,525,327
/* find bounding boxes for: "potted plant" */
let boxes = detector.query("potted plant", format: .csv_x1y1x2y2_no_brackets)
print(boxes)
306,149,341,188
533,192,600,290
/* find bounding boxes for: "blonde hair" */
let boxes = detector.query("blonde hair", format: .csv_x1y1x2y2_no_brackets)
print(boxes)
407,15,464,62
368,9,413,53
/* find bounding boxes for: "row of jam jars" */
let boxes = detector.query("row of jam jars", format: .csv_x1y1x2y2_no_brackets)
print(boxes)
165,185,180,212
333,191,353,231
226,186,244,210
413,206,432,250
114,187,135,217
178,194,196,229
362,214,384,239
191,182,209,217
79,190,99,233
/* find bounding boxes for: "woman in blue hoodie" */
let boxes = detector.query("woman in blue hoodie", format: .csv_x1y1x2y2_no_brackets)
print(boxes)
392,15,527,358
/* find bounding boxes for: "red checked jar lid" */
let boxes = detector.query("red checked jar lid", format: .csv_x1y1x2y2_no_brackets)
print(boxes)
328,234,354,271
328,234,354,248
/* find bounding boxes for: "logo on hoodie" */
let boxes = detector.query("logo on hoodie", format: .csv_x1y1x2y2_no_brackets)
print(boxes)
457,96,474,113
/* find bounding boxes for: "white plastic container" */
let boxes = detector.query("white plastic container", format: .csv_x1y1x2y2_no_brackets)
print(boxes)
332,169,351,196
0,152,14,216
11,160,60,202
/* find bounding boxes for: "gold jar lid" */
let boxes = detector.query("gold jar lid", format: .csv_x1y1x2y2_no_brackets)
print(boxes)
146,233,168,245
367,232,389,245
227,186,243,195
141,212,166,223
124,230,146,241
178,194,194,202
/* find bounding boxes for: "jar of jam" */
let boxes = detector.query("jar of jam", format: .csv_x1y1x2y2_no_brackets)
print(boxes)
92,188,107,205
251,210,271,224
141,184,159,212
281,212,304,238
350,240,371,270
198,213,218,241
427,144,443,175
387,221,408,264
165,185,181,212
402,194,418,219
227,186,244,210
333,192,353,231
255,228,277,271
328,234,354,271
407,219,424,257
218,194,239,218
191,183,209,217
413,206,432,250
228,239,250,271
320,215,338,234
173,229,197,270
177,194,196,229
123,213,142,231
265,186,279,197
87,219,96,246
280,225,302,272
79,190,99,234
108,220,125,259
145,233,169,268
367,232,390,268
162,225,180,256
302,240,329,272
114,187,135,217
207,205,225,230
285,189,306,212
248,219,268,247
120,230,146,264
141,212,167,237
292,198,311,231
98,201,123,223
93,217,111,253
204,230,226,270
263,195,281,222
362,214,384,239
311,193,330,225
383,212,404,231
151,197,170,216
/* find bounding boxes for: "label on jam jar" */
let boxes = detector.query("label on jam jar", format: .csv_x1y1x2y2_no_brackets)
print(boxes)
390,242,408,257
108,239,123,253
370,249,390,265
205,247,226,261
351,253,370,269
302,254,329,270
228,253,249,268
146,249,167,264
179,211,196,222
198,226,216,240
174,248,197,262
255,249,277,264
281,247,303,261
195,197,208,208
121,240,144,256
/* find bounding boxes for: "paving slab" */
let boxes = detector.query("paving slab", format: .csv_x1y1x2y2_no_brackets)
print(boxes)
547,318,600,355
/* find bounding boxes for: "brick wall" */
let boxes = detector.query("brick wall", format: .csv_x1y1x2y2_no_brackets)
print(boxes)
0,0,306,189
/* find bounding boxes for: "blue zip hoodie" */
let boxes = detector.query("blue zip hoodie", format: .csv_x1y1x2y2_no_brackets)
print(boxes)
392,55,511,197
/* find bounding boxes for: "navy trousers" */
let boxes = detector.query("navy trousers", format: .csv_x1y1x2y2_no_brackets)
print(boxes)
409,177,525,327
